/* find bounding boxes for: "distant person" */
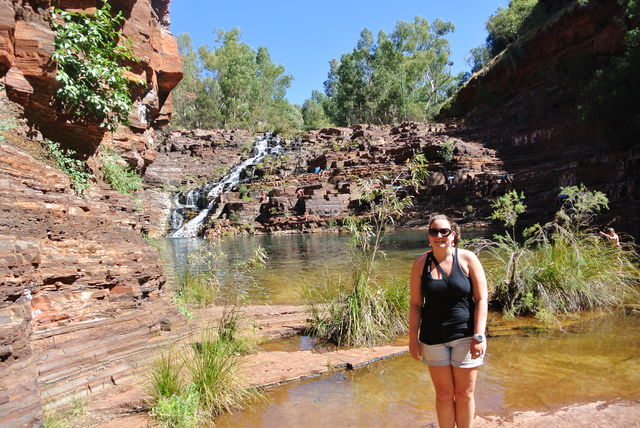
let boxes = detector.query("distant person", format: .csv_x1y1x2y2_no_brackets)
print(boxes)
600,227,621,248
409,214,488,428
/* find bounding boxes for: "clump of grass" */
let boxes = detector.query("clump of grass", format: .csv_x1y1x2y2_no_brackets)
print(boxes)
306,272,410,347
484,185,640,320
177,270,217,307
98,148,143,194
148,314,261,427
305,154,427,347
43,398,87,428
149,350,184,402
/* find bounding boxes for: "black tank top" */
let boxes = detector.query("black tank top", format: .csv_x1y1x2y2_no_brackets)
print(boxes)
419,248,475,345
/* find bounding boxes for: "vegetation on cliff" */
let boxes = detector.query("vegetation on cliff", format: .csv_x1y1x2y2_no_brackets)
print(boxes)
44,139,94,194
171,30,301,131
480,185,639,321
50,1,139,131
580,0,640,148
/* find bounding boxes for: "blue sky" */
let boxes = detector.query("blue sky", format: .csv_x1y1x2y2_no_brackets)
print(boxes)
169,1,508,105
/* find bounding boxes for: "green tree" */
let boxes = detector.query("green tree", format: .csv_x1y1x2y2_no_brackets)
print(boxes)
301,90,331,129
322,17,457,126
171,34,204,128
171,29,297,131
485,0,538,56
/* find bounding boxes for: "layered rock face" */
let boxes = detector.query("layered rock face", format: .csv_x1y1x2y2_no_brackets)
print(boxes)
0,0,182,170
0,1,183,426
0,143,180,426
445,0,639,236
146,123,508,237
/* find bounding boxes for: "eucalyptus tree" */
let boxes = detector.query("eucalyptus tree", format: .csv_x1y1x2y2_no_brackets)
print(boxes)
171,28,297,130
320,16,457,126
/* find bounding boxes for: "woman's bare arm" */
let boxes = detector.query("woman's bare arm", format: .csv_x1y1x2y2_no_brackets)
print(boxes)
409,253,427,361
465,250,488,356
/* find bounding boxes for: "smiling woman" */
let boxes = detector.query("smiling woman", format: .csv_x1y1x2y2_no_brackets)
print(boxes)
409,213,488,428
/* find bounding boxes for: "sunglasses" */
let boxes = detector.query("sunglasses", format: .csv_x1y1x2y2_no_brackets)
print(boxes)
428,228,452,237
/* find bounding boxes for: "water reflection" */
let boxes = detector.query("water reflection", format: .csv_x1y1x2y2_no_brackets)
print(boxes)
161,229,487,305
216,312,640,427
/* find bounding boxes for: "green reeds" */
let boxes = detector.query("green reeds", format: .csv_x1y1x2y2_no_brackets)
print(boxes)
306,274,409,347
177,270,217,307
487,227,640,319
484,186,640,320
149,310,261,427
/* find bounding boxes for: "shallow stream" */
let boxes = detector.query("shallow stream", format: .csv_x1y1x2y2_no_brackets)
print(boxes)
160,231,640,426
161,229,487,304
216,311,640,427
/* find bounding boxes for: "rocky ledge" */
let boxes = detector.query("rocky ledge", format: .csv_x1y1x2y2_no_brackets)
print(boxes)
143,122,510,237
0,144,182,426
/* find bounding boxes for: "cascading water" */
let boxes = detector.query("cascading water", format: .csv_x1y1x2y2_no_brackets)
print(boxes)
168,134,281,238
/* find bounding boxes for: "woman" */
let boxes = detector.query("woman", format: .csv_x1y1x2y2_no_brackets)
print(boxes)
409,214,488,428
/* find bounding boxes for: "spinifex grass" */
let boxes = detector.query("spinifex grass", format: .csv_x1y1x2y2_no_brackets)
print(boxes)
487,227,640,319
149,310,261,427
306,273,409,347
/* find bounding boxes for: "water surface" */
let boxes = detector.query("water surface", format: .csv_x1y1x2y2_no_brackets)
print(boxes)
162,229,486,304
216,311,640,427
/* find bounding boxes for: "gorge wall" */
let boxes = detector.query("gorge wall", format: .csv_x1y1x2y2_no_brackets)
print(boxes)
443,0,640,237
0,1,182,426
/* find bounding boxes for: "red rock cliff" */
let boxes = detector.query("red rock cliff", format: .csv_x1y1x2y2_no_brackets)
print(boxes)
443,0,640,236
0,0,182,169
0,1,183,426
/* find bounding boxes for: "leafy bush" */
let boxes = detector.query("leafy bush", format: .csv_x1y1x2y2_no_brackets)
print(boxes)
99,149,143,194
43,139,94,194
482,185,639,319
151,386,201,428
50,1,139,131
438,139,455,163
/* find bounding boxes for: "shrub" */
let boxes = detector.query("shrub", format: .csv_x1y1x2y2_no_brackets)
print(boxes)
99,149,143,194
484,185,640,319
305,154,427,346
43,139,94,194
50,1,140,131
151,386,201,428
438,139,455,163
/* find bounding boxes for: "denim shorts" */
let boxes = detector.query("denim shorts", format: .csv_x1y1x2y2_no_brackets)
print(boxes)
420,336,484,368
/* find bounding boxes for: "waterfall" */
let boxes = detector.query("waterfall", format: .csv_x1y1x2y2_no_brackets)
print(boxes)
168,134,281,238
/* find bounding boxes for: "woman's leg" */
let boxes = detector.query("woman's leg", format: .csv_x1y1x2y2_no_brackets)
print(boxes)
428,365,456,428
452,366,479,428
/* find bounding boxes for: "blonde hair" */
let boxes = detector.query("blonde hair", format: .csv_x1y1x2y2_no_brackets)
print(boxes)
428,213,460,246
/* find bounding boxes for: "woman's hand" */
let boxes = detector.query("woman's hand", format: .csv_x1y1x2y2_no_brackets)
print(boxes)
470,340,486,359
409,336,422,361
